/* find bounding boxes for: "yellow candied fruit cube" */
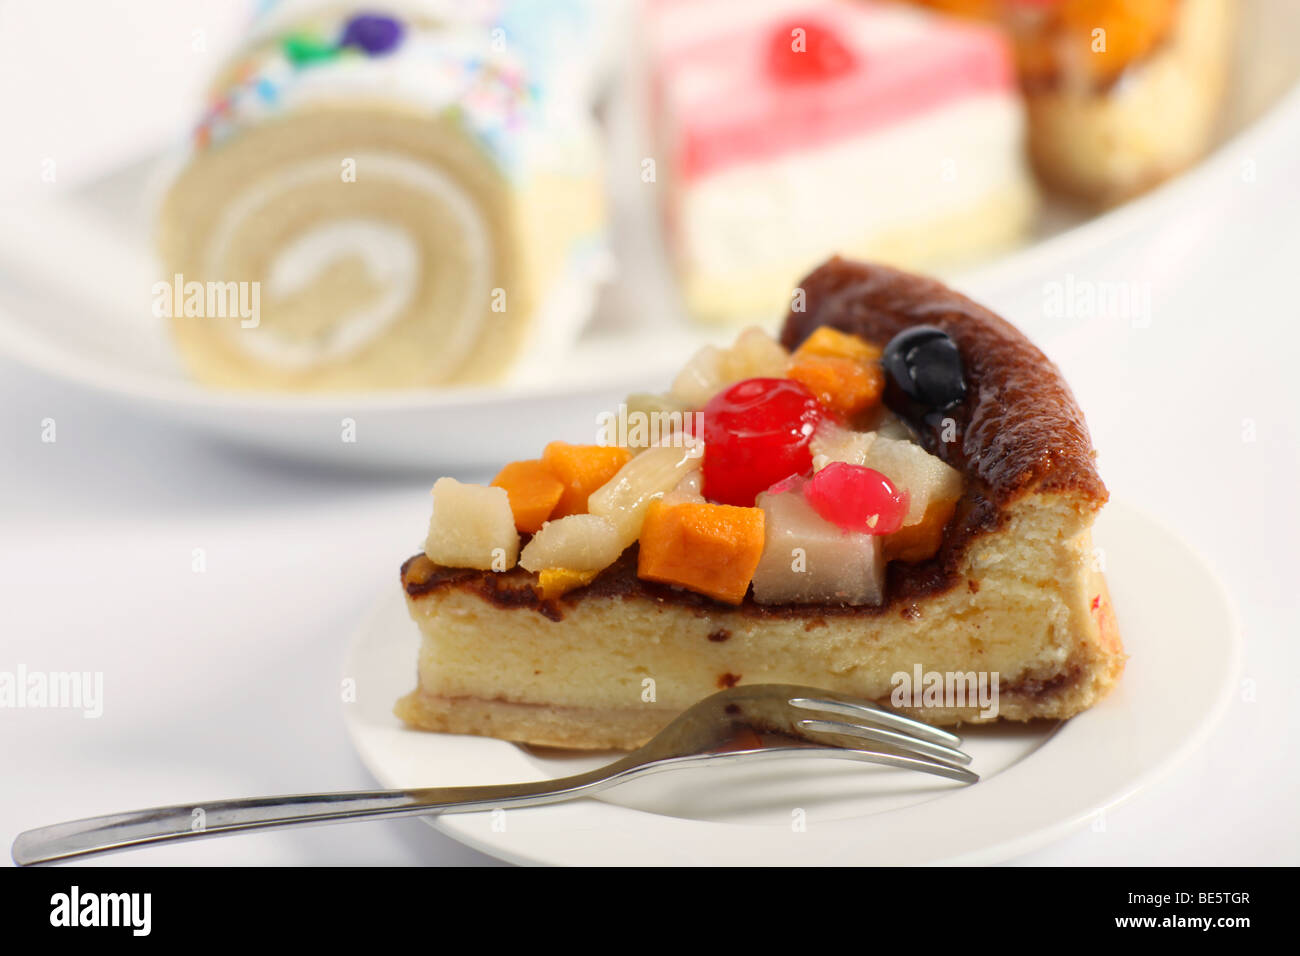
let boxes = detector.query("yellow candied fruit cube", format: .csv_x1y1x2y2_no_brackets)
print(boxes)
534,567,600,601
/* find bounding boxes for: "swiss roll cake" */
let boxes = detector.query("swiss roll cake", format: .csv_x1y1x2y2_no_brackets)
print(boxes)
157,1,610,391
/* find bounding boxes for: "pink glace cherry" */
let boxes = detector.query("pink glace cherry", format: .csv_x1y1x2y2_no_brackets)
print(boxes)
804,462,908,535
767,19,858,83
702,378,824,507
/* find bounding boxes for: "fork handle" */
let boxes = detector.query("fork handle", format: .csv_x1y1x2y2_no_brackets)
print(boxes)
13,744,975,865
10,774,608,867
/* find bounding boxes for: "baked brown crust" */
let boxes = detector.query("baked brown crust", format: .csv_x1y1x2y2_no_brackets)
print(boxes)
782,257,1106,509
406,258,1106,614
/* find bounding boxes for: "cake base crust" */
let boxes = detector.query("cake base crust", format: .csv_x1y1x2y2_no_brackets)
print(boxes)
395,691,672,752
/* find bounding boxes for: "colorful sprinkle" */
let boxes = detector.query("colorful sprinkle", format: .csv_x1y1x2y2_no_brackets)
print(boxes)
281,33,339,66
339,14,404,56
192,7,545,175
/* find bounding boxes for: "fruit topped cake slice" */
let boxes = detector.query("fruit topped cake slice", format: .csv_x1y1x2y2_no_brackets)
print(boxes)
397,258,1125,750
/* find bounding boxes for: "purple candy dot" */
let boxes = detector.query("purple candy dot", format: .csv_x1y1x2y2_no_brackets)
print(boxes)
340,14,404,56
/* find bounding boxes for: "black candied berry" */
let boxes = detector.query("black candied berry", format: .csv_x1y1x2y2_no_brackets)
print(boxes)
882,325,967,415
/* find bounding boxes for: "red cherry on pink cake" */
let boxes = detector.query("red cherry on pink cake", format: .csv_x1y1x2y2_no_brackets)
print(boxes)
767,19,858,83
702,378,823,507
804,462,909,535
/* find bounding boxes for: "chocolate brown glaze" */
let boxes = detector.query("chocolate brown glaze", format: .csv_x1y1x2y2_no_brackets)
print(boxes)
405,258,1105,617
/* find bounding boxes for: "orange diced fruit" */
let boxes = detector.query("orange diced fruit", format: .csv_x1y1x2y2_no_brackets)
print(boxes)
788,354,884,420
883,498,958,563
793,326,882,364
542,442,633,517
789,327,885,420
534,567,599,601
637,501,765,605
490,459,565,533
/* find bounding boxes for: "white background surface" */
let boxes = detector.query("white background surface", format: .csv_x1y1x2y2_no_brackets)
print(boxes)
1,0,1298,865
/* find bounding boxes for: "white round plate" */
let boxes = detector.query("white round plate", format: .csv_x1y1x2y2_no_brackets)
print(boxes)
342,499,1239,865
2,5,1298,471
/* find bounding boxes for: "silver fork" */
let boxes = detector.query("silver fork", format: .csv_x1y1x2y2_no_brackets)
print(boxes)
11,684,976,866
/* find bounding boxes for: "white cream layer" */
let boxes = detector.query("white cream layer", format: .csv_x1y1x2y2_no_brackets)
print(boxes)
675,94,1030,277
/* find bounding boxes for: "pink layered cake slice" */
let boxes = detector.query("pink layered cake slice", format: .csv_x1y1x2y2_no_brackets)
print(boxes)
647,0,1037,323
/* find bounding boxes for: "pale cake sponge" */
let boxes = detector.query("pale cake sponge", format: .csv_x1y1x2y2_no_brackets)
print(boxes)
397,493,1123,750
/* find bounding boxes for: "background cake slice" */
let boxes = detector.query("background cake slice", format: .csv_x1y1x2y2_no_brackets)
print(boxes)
157,3,609,391
646,0,1037,324
395,258,1124,750
912,0,1235,204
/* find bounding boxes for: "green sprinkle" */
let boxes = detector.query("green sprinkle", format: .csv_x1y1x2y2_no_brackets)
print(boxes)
281,33,339,66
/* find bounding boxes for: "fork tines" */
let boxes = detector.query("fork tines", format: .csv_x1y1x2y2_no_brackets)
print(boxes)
783,691,978,784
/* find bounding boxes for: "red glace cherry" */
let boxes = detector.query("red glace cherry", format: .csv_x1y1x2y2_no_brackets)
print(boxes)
804,462,909,535
767,19,858,84
702,378,824,507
